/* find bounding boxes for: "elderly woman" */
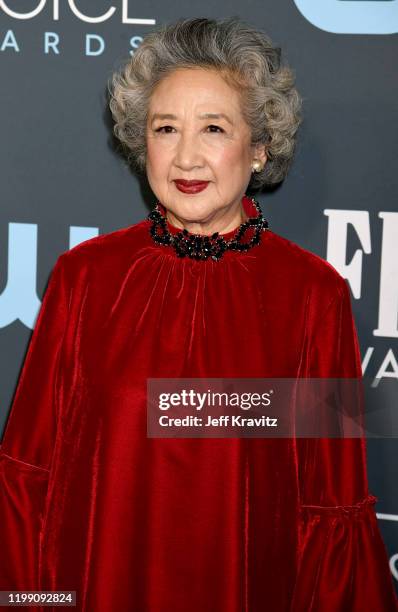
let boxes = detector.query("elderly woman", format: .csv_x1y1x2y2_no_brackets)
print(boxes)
0,16,397,612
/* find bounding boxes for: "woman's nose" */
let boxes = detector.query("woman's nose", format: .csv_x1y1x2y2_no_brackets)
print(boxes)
174,131,203,169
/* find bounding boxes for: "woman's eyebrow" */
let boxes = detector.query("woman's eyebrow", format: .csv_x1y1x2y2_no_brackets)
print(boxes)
151,113,177,122
198,113,233,124
150,112,233,124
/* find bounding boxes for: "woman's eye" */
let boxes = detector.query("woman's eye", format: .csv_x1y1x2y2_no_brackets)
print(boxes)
155,126,175,133
207,125,224,133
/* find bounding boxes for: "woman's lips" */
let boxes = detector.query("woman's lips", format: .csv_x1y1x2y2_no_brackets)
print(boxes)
174,180,209,194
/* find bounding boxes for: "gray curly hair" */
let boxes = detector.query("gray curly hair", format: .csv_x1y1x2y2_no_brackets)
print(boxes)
108,16,303,190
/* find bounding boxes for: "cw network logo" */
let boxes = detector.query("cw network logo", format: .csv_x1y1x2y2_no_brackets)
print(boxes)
0,223,98,329
293,0,398,34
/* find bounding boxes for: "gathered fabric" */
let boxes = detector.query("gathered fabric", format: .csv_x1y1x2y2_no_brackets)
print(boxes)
1,195,397,611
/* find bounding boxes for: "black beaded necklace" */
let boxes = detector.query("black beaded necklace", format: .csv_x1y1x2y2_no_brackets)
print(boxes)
147,196,269,261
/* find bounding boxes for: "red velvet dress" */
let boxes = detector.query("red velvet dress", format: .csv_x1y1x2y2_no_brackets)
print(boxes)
1,195,397,611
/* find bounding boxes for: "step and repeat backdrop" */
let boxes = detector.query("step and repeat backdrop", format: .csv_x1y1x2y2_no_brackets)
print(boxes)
1,0,397,592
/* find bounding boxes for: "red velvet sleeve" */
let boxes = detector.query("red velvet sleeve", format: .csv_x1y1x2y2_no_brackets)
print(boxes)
291,278,398,611
0,253,70,592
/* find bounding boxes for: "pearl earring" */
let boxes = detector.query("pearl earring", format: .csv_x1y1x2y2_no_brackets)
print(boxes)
251,160,263,173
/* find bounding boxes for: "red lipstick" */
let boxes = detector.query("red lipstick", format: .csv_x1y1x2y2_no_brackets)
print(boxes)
174,180,209,194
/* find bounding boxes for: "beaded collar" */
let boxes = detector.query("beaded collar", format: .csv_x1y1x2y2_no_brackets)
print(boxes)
147,195,269,261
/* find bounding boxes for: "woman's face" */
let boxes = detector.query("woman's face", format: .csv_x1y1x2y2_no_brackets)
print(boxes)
146,67,266,234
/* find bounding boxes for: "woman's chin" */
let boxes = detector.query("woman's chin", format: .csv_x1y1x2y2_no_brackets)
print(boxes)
166,198,217,224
